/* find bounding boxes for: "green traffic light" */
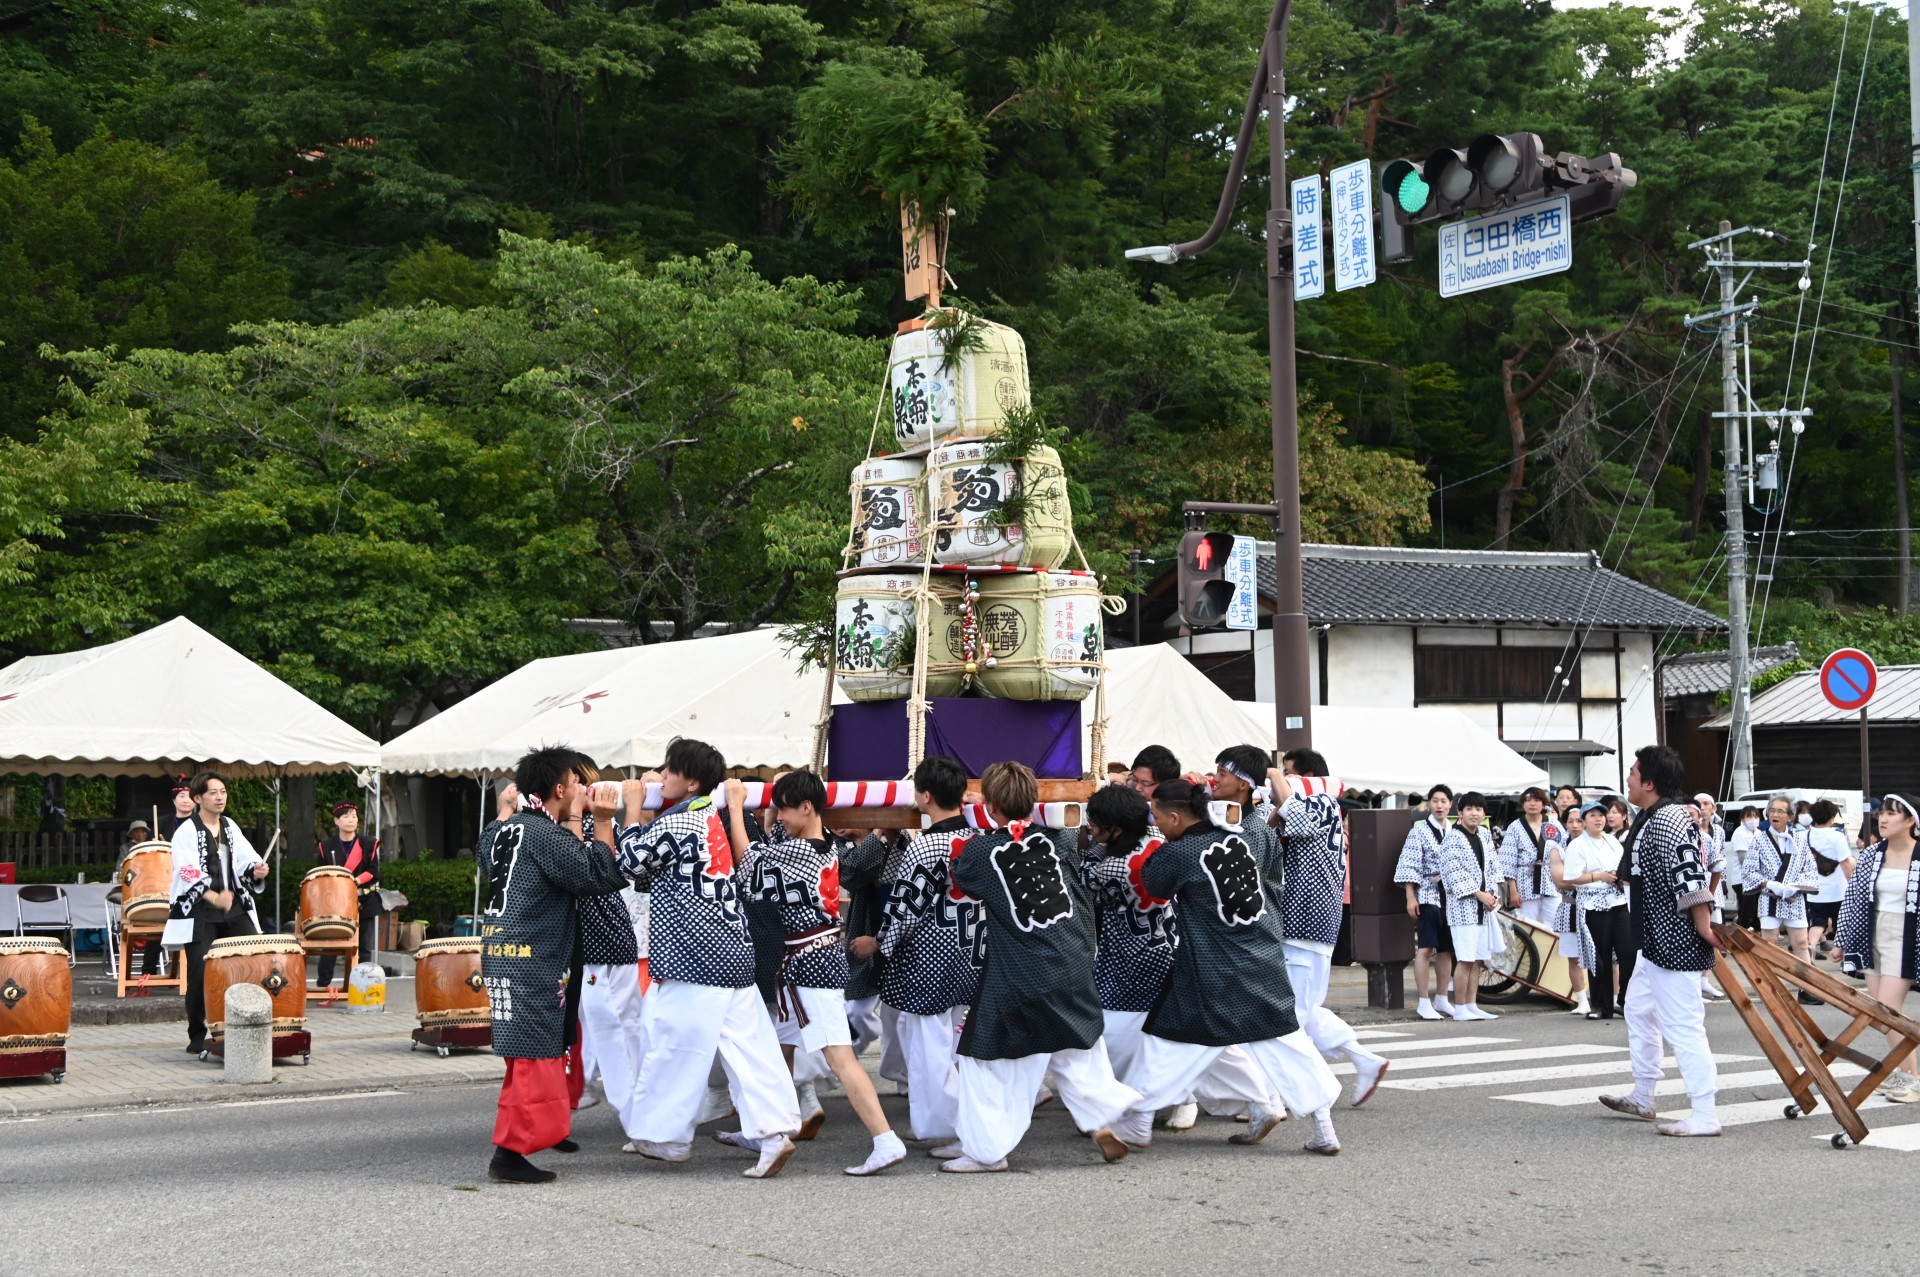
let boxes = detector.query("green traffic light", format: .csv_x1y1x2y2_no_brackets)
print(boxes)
1396,169,1430,213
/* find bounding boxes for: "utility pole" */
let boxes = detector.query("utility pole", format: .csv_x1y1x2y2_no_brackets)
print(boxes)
1685,222,1811,798
1125,0,1312,755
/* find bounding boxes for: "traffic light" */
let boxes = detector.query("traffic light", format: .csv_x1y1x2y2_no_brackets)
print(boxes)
1382,133,1633,227
1176,531,1237,629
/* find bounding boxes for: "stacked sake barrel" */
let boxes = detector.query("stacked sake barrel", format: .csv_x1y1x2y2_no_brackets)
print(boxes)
835,310,1104,704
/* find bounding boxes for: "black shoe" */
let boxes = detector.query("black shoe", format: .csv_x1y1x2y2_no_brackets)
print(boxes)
488,1148,557,1184
185,1040,206,1054
549,1138,580,1153
1797,992,1825,1007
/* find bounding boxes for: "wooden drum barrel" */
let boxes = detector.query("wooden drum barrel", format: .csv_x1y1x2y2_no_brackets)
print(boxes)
413,939,489,1029
0,937,73,1050
204,934,306,1041
297,866,359,942
120,841,176,928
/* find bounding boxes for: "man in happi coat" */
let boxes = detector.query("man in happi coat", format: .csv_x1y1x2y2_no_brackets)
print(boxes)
477,746,631,1184
614,737,801,1179
1110,778,1344,1156
1600,745,1725,1138
1273,751,1390,1104
1394,784,1457,1020
940,762,1140,1172
167,772,267,1054
873,755,982,1144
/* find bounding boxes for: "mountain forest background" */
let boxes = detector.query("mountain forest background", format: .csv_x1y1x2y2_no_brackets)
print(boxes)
5,0,1920,750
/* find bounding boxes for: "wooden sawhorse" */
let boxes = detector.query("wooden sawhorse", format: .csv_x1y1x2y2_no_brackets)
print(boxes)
1714,922,1920,1148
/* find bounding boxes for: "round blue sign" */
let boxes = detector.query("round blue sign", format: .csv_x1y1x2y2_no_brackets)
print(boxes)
1819,648,1877,713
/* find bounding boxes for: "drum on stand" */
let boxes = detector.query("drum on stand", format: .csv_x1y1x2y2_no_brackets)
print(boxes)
297,866,359,942
410,938,491,1056
119,841,175,928
202,933,310,1064
0,936,71,1082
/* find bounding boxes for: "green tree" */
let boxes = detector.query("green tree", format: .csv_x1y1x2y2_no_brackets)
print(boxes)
0,122,286,440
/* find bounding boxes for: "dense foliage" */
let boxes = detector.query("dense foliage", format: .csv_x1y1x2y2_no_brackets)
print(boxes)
3,0,1916,743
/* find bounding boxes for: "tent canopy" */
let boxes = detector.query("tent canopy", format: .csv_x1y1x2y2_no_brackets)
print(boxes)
1231,702,1548,796
383,628,844,778
0,616,381,777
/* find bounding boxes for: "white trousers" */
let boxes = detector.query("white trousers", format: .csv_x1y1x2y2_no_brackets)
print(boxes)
955,1041,1140,1163
1517,896,1558,929
896,1007,964,1140
877,1001,908,1086
1119,1030,1341,1143
848,994,883,1055
579,962,647,1114
1284,943,1373,1065
1625,954,1718,1110
1102,1009,1149,1081
624,982,800,1147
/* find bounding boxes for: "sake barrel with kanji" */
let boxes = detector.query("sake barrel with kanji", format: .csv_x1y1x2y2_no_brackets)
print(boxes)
965,570,1105,702
926,441,1071,570
834,573,964,702
849,456,926,569
888,314,1030,448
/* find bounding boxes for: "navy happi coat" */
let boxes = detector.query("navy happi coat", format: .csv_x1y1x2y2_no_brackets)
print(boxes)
477,810,629,1058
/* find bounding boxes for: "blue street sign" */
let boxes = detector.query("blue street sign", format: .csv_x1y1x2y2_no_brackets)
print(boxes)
1438,194,1573,298
1328,160,1376,292
1291,175,1325,301
1224,536,1259,631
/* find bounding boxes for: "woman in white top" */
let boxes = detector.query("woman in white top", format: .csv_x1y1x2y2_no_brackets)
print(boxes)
1555,801,1633,1020
1804,798,1854,962
1836,794,1920,1103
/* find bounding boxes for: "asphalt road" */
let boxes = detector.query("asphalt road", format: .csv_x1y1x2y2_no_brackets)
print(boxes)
3,1003,1913,1277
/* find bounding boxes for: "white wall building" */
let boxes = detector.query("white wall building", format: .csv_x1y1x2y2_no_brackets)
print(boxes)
1141,544,1728,792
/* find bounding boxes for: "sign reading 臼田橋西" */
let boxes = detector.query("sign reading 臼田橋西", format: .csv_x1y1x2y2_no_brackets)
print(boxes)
1438,195,1572,298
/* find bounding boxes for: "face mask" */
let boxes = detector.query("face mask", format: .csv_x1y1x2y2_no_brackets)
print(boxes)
1743,817,1760,829
1797,814,1813,827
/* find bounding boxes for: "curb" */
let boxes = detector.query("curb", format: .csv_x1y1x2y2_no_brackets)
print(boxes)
0,1064,502,1119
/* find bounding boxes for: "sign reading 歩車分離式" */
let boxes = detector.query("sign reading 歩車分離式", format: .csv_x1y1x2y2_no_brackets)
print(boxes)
1438,195,1572,299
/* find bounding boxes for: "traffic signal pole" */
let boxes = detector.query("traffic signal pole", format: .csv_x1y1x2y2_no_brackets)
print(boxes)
1127,0,1312,755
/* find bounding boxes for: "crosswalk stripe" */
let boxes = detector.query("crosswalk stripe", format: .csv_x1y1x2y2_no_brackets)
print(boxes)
1816,1120,1920,1150
1361,1035,1515,1055
1681,1094,1894,1127
1331,1043,1622,1076
1352,1030,1415,1041
1500,1062,1859,1106
1394,1052,1757,1092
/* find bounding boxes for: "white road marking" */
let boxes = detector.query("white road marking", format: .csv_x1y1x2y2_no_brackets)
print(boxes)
1817,1119,1920,1150
1331,1043,1623,1076
1360,1036,1516,1054
1500,1062,1858,1106
1352,1029,1415,1041
1393,1053,1758,1092
1689,1094,1894,1127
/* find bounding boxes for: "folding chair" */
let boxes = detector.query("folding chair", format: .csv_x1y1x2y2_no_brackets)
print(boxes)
16,884,75,965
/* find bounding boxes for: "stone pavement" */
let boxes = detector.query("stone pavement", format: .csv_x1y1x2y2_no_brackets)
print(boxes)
4,961,1429,1117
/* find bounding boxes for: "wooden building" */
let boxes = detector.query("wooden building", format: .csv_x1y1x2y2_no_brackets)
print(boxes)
1705,663,1920,794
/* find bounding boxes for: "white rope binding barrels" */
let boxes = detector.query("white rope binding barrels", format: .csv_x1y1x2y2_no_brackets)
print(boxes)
814,380,894,772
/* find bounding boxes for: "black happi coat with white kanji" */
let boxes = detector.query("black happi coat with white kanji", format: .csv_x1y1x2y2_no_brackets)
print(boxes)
477,810,630,1059
1140,822,1299,1047
1624,799,1716,973
952,822,1104,1061
877,818,982,1016
1837,840,1920,987
1079,830,1176,1013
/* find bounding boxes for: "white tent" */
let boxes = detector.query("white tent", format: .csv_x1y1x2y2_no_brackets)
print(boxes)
383,628,843,777
1092,645,1274,776
1231,702,1547,796
0,616,381,777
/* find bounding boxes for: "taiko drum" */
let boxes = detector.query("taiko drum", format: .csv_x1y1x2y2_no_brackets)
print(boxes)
413,938,489,1028
0,937,72,1046
203,934,306,1039
120,841,176,928
297,866,358,942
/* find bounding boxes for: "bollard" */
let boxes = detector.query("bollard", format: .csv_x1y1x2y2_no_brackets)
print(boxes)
223,982,275,1084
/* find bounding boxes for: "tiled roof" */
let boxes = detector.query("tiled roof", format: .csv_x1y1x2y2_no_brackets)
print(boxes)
1248,544,1730,631
1659,644,1801,699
